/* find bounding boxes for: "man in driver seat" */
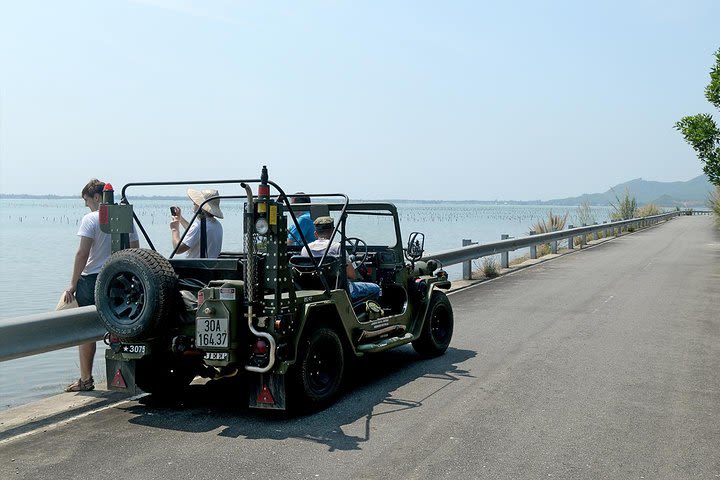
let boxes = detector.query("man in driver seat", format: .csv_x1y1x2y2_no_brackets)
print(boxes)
300,216,381,301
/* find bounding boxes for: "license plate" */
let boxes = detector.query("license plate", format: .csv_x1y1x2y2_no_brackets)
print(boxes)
121,344,146,355
196,317,229,348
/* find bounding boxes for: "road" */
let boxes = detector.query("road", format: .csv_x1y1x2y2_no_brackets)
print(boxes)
1,215,719,479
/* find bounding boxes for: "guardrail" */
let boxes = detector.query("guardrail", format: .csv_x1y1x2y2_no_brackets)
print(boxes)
422,211,680,280
0,211,681,363
0,306,104,362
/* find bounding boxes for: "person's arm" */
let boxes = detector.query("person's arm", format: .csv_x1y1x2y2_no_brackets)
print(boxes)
64,236,93,303
173,206,190,230
346,261,356,280
170,220,190,253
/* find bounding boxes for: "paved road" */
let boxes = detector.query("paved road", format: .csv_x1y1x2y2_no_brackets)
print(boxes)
2,216,719,479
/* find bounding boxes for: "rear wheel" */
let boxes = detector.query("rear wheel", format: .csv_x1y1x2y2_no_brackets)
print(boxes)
96,248,177,341
412,291,453,357
292,327,345,408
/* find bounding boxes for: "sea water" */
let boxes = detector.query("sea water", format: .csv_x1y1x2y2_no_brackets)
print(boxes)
0,198,613,410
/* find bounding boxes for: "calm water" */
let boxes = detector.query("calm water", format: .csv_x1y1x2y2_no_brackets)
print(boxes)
0,198,613,410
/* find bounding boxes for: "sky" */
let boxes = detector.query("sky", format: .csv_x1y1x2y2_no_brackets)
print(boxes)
0,1,718,201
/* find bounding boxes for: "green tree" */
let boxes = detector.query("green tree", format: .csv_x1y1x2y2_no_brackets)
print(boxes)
675,48,720,186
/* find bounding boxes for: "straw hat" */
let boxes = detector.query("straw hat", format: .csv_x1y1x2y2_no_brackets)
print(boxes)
187,188,224,219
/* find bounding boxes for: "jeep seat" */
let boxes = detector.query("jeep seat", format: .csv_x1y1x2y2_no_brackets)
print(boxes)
289,256,340,291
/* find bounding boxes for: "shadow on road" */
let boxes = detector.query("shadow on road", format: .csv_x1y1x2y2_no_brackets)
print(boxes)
120,346,475,451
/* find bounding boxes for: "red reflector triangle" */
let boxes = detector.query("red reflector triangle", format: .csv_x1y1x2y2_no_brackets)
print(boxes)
257,385,274,404
111,369,127,388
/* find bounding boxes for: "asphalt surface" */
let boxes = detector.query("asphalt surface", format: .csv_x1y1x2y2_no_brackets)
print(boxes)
1,216,719,480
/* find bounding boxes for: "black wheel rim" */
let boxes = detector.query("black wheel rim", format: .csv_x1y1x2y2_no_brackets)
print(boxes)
107,272,146,324
430,304,451,344
306,337,341,396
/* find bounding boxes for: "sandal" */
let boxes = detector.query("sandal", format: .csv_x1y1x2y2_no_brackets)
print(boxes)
65,376,95,392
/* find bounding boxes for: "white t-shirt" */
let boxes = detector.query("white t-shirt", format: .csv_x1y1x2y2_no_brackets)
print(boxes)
300,239,349,262
183,216,223,258
77,211,138,275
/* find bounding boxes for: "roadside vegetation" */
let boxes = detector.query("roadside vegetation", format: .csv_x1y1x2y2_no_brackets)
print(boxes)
636,203,660,217
531,210,568,256
481,256,499,278
610,188,637,221
710,186,720,224
675,47,720,223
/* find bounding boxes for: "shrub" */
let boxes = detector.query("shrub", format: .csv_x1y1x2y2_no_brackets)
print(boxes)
531,210,568,257
710,186,720,224
610,188,637,220
481,257,499,278
576,201,596,226
636,203,660,217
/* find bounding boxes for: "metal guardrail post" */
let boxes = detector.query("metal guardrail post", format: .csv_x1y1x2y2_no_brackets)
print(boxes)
593,222,599,241
567,225,574,250
500,234,509,268
462,239,472,280
529,231,537,259
551,238,558,254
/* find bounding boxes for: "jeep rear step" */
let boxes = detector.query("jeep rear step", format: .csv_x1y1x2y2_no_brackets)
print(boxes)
356,333,414,353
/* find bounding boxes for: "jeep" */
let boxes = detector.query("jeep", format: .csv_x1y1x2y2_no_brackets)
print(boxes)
96,166,453,410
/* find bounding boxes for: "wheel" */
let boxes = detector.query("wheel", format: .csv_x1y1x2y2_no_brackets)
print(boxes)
292,327,345,407
135,354,198,395
96,248,178,341
412,291,454,357
345,237,368,265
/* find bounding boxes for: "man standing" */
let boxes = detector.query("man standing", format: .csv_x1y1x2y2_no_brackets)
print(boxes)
63,179,138,392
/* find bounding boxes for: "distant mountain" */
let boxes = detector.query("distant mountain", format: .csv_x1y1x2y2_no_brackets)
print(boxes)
544,175,714,207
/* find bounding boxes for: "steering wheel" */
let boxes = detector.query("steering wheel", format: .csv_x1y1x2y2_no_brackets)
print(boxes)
345,237,368,266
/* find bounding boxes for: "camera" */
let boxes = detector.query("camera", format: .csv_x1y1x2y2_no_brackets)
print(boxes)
170,206,178,216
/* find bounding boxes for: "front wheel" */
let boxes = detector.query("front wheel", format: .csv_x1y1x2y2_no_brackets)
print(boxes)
292,327,345,408
412,291,454,357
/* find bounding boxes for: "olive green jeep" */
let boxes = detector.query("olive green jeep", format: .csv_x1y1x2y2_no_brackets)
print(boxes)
96,166,453,410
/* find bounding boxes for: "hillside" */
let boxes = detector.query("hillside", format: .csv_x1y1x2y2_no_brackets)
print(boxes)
544,175,714,207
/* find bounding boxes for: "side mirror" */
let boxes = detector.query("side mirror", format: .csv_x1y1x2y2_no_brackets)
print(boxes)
405,232,425,262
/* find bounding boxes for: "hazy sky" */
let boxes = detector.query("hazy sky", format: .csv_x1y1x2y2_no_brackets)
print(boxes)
0,1,717,200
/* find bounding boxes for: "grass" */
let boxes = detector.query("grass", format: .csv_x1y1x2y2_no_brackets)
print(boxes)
610,188,637,221
481,256,499,278
531,210,568,257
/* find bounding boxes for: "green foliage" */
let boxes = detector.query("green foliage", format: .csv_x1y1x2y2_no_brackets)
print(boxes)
610,188,637,220
576,201,596,226
675,48,720,186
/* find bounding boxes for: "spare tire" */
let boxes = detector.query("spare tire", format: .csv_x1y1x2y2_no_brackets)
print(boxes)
96,248,178,341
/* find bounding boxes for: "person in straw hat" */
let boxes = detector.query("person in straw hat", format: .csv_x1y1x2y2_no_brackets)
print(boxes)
169,188,224,258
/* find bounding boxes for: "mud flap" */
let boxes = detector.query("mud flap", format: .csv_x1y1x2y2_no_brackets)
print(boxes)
105,349,141,395
248,373,286,410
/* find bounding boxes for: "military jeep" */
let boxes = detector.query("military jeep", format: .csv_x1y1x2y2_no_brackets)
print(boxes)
95,166,453,410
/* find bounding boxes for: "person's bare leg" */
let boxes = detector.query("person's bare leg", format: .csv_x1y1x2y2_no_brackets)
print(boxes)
79,342,96,380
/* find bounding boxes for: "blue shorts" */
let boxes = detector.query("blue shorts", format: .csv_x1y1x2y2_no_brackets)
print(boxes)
348,281,381,301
